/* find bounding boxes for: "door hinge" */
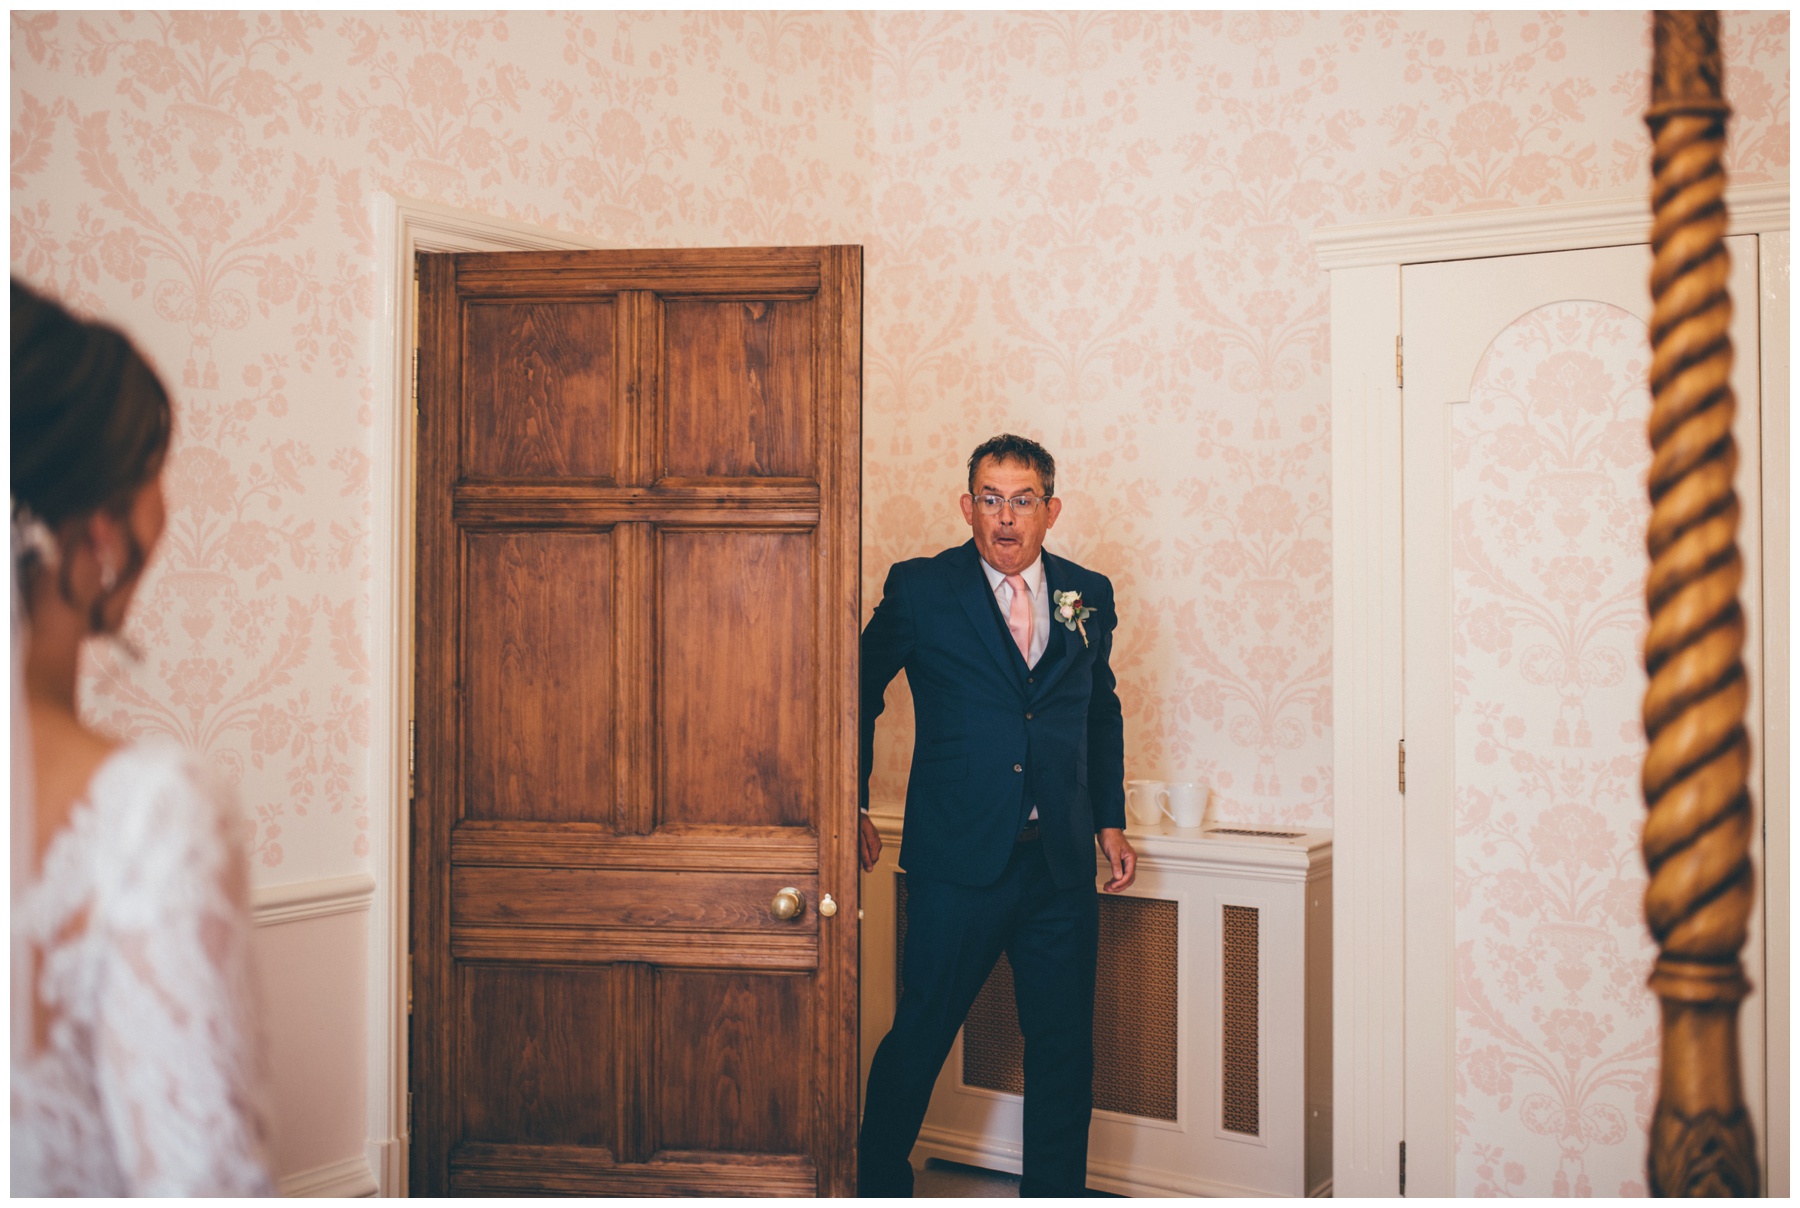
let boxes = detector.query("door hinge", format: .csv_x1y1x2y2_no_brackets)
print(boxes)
408,719,416,800
1398,738,1406,794
1395,334,1404,388
1399,1139,1406,1195
410,348,420,409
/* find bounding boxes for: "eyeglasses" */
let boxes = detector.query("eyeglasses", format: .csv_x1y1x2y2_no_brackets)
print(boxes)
972,493,1051,516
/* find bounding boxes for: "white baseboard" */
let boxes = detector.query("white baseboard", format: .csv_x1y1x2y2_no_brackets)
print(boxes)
914,1124,1289,1199
915,1123,1021,1174
279,1154,378,1198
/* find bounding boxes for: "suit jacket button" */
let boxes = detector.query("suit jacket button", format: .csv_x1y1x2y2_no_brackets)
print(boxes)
1025,712,1033,720
1027,676,1035,683
1013,763,1023,773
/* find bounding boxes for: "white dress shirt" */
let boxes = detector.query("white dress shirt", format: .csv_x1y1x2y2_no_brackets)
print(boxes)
979,553,1050,667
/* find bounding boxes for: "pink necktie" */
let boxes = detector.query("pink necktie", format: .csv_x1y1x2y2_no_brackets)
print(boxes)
1004,573,1033,662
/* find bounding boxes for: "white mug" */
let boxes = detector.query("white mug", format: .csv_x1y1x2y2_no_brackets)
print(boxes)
1163,781,1209,828
1125,780,1166,828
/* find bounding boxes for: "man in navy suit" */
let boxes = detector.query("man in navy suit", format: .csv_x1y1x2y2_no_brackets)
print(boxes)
856,434,1136,1197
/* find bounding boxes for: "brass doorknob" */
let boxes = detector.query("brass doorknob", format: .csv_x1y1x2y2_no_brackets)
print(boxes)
819,893,838,918
771,887,804,920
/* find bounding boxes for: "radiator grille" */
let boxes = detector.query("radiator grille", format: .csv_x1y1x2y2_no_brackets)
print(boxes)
1220,903,1260,1135
1209,827,1303,839
895,875,1179,1121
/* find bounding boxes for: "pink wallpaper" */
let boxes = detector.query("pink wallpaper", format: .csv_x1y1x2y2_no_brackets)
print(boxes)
1453,302,1657,1196
10,9,1788,1193
9,11,1788,860
11,11,868,879
859,10,1787,822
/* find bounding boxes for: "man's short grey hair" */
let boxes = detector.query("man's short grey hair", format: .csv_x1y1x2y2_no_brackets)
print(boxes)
966,433,1056,497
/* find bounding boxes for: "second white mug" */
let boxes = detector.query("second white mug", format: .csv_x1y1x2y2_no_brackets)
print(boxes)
1163,781,1208,828
1125,779,1166,828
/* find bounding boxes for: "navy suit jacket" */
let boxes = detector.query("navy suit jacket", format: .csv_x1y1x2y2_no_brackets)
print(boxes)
860,540,1126,889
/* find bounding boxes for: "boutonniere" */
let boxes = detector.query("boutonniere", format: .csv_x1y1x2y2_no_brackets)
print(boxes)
1053,589,1095,647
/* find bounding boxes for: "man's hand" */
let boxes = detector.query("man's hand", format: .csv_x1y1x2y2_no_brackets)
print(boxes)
1097,828,1136,892
859,812,883,872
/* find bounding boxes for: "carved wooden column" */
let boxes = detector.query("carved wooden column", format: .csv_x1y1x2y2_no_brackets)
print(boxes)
1641,10,1759,1198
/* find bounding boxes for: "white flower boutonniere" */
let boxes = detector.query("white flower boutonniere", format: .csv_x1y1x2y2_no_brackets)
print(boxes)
1053,589,1095,647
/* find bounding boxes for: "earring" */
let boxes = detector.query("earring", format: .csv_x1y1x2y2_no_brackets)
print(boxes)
92,554,143,663
13,509,59,569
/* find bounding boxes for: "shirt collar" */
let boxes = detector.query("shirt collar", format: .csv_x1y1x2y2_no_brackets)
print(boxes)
978,552,1045,598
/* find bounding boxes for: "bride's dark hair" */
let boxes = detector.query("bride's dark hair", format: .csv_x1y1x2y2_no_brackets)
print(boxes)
11,278,173,626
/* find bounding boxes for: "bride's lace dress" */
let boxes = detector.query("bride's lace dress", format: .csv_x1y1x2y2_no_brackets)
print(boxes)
11,742,275,1196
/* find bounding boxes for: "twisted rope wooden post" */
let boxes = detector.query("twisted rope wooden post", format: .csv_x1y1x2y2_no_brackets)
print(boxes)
1641,10,1760,1197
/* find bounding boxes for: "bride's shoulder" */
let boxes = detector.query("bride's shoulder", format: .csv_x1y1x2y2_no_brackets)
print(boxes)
87,741,240,862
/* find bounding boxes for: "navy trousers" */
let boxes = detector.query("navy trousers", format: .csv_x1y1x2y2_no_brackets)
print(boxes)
858,838,1099,1197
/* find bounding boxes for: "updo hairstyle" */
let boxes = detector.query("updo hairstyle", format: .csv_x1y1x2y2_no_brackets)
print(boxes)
12,278,173,626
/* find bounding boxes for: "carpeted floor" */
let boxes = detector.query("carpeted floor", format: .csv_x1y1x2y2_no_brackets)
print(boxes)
912,1158,1022,1198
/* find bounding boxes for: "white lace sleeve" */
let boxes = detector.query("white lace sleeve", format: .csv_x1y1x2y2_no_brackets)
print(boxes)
92,752,275,1196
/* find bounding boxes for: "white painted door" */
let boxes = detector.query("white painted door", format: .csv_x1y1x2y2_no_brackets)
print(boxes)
1400,239,1765,1197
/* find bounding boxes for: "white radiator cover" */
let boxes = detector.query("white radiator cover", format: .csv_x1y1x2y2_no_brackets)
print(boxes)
859,815,1333,1198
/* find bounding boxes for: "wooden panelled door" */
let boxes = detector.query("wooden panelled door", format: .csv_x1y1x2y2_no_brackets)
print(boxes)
412,248,862,1195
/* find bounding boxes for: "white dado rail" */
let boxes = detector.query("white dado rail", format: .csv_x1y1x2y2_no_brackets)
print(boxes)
252,871,376,927
860,810,1332,1197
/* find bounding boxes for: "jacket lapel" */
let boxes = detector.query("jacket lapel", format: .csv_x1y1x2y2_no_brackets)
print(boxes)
1030,550,1080,699
954,542,1028,688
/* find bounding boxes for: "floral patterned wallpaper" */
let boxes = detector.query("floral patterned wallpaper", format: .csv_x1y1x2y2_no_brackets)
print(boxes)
1454,302,1658,1196
858,10,1786,819
11,11,869,877
12,4,1788,857
10,9,1787,1195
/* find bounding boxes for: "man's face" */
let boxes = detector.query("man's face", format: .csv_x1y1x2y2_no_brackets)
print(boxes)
960,455,1062,575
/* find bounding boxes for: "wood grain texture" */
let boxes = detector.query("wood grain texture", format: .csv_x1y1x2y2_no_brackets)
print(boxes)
460,966,617,1148
812,244,864,1195
656,972,811,1155
412,252,461,1196
453,481,822,508
450,822,818,871
657,529,814,828
452,246,824,295
454,491,819,529
664,299,815,479
1642,12,1760,1197
452,867,821,934
613,521,656,835
613,963,656,1165
449,926,819,971
415,246,860,1196
449,1143,818,1197
464,300,619,479
463,531,614,823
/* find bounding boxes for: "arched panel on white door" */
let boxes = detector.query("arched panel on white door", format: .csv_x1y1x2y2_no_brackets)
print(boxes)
1401,238,1764,1197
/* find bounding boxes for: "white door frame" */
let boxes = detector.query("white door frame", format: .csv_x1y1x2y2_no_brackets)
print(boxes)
365,195,596,1195
1755,228,1790,1201
1311,181,1788,1198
